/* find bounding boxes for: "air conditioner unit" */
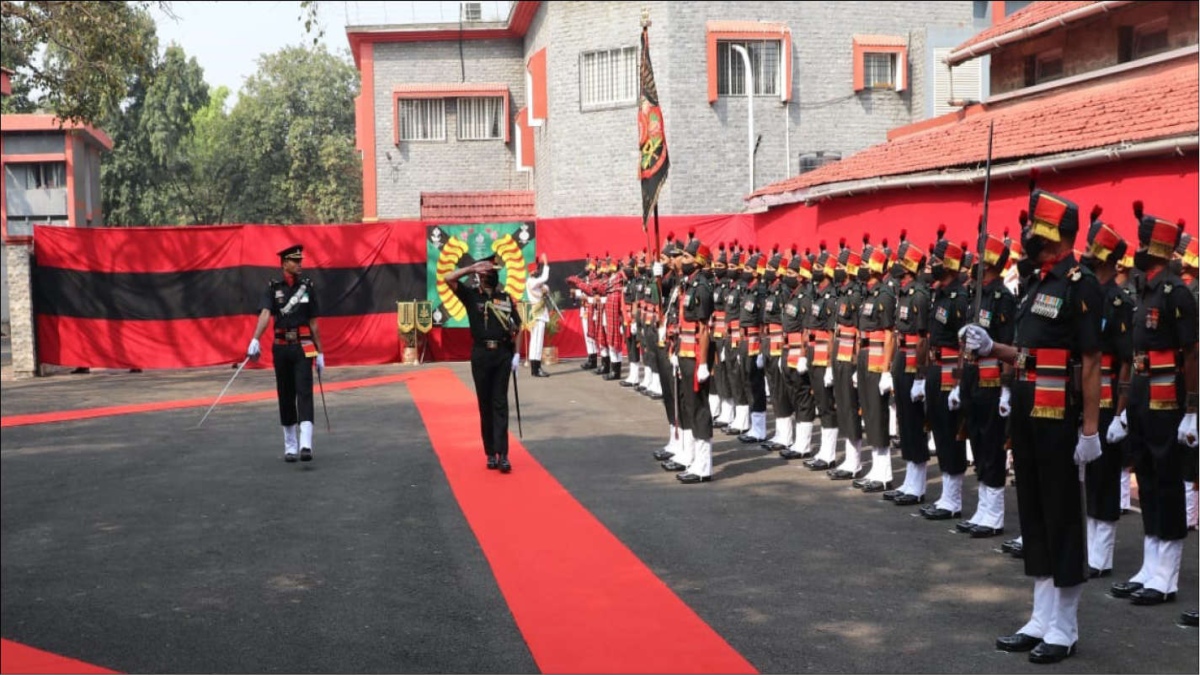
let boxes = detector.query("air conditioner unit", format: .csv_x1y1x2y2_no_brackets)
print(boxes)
798,151,841,174
461,2,482,21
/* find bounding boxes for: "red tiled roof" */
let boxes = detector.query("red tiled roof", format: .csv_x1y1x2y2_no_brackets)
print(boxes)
421,191,536,223
853,34,907,48
749,57,1198,200
949,1,1131,64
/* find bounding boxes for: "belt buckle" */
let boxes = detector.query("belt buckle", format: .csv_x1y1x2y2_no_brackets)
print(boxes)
1015,351,1028,371
285,329,299,341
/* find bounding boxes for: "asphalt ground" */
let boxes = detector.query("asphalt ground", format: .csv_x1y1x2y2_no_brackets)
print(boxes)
2,359,1197,674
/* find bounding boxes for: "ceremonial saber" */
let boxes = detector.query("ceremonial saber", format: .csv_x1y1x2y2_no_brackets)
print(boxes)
196,357,250,428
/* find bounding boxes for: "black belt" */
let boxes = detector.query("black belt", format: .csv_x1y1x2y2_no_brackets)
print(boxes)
274,329,309,345
478,339,511,350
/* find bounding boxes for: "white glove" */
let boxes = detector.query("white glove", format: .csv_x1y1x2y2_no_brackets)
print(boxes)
998,386,1012,418
511,353,520,373
1178,412,1198,448
670,353,679,368
652,262,663,277
756,353,765,369
851,369,858,388
958,323,994,356
911,378,926,402
315,353,325,374
823,367,834,389
948,384,961,411
1106,410,1128,444
1074,432,1102,466
247,337,261,360
879,371,893,395
795,356,808,374
697,363,710,383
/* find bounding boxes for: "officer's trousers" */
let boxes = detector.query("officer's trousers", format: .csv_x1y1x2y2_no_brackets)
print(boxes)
470,344,513,458
1086,407,1123,522
678,357,713,440
1129,375,1188,541
926,362,967,475
273,343,314,426
833,358,861,441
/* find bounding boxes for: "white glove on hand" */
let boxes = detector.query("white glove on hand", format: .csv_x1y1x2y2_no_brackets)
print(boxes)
670,353,679,368
958,323,994,356
998,386,1012,418
1074,432,1102,466
315,353,325,374
652,262,663,278
911,378,926,402
879,371,893,395
948,384,961,411
823,367,834,389
851,370,858,388
1106,410,1128,444
697,363,710,383
1178,412,1198,448
247,337,261,360
511,353,520,373
756,353,765,369
796,356,809,374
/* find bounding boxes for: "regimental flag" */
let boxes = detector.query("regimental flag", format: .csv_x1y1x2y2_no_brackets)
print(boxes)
638,25,669,231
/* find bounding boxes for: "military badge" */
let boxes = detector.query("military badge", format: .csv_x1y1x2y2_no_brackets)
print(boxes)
1032,293,1063,319
979,309,992,328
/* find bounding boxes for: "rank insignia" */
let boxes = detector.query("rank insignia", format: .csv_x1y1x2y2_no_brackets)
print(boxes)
1113,297,1122,307
1164,283,1174,295
1031,293,1063,319
994,291,1002,299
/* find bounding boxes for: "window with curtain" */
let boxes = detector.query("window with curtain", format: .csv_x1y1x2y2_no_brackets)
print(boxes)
716,39,780,96
863,52,897,89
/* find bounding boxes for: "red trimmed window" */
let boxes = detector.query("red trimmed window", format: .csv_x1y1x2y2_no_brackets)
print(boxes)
526,48,547,126
392,85,510,144
706,21,792,104
852,36,907,92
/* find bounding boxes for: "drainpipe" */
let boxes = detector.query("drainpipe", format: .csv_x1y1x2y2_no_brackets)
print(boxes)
731,44,755,194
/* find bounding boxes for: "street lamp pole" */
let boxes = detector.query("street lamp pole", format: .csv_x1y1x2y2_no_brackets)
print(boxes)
730,44,754,194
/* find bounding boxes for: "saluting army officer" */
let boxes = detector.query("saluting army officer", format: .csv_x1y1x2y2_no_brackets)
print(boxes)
246,245,325,463
444,253,523,473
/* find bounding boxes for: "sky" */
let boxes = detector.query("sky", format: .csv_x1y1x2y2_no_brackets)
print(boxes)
150,1,514,101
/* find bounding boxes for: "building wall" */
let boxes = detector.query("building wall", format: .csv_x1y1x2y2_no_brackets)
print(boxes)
371,39,529,219
989,1,1199,94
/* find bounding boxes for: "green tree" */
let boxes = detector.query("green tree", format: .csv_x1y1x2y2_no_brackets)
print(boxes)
1,1,169,125
226,44,361,224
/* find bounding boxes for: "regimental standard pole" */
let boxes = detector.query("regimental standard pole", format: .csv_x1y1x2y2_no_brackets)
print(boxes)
730,44,755,194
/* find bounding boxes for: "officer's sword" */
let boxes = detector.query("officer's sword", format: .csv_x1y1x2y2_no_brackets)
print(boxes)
317,367,331,432
196,356,250,428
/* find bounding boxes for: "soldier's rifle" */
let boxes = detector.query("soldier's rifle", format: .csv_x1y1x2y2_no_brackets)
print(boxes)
957,121,995,441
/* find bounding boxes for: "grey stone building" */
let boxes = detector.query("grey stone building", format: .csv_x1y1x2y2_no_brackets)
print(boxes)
348,0,1003,221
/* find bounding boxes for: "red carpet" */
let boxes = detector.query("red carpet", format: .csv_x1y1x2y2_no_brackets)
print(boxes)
0,372,415,428
0,639,116,674
407,368,758,674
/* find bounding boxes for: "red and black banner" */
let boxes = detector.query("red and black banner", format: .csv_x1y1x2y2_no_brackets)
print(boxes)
638,25,669,231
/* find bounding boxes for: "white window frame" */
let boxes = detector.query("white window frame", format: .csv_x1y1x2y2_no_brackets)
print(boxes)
716,39,781,97
397,98,446,142
579,46,639,111
456,96,504,140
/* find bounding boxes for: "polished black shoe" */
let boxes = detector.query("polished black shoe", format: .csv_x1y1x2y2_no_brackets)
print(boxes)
1110,581,1144,599
892,493,925,506
619,379,634,387
1028,641,1075,664
851,477,872,489
580,356,597,370
498,457,512,473
760,441,786,451
1130,588,1176,605
486,455,499,470
1087,567,1112,579
661,460,687,472
827,468,862,481
284,453,298,463
779,449,809,460
677,473,712,484
532,362,550,378
882,489,903,501
712,419,728,429
650,392,663,400
955,520,977,533
995,632,1042,652
653,449,675,461
299,447,313,462
860,480,893,493
804,458,833,471
1000,538,1022,554
1009,543,1024,559
1180,609,1199,627
970,525,1005,538
738,433,766,444
922,507,961,520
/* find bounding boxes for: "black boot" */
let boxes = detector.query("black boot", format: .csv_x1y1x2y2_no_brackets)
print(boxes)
581,354,597,370
532,360,549,377
604,361,622,381
595,356,609,375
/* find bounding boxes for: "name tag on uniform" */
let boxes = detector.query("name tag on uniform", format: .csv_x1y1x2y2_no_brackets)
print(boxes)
1031,293,1062,319
978,309,992,328
1145,308,1159,330
935,306,949,325
862,303,875,317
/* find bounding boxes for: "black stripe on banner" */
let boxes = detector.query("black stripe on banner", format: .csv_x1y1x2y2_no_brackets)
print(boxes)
34,264,427,320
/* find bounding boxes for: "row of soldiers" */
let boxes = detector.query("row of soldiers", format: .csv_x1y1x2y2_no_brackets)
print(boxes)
569,180,1199,662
